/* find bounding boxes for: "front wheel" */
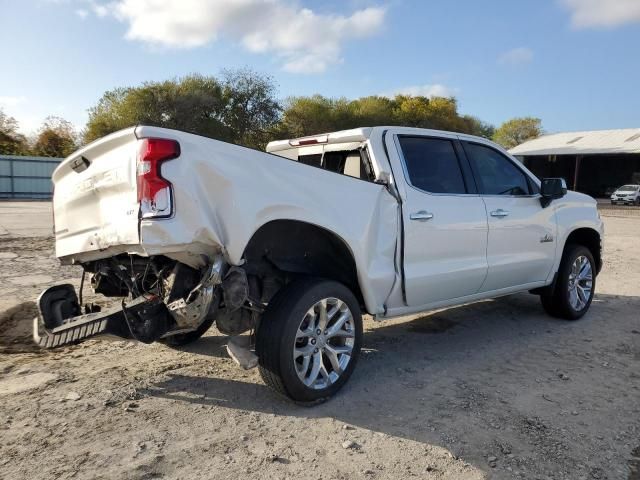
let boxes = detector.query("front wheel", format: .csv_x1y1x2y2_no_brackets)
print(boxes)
541,244,595,320
256,278,363,404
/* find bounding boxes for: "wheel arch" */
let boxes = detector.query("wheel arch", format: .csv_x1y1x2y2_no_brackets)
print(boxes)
241,219,366,309
562,227,603,275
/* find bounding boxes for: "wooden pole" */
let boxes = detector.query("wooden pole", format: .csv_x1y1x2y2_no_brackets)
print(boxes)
573,155,582,191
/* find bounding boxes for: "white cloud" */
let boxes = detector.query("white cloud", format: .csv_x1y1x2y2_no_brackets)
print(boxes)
0,96,27,108
382,84,457,98
75,8,89,19
91,0,385,73
562,0,640,28
498,47,534,66
91,2,110,17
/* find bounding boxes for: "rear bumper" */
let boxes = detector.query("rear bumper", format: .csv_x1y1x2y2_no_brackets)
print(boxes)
33,304,133,348
32,284,164,348
34,258,224,348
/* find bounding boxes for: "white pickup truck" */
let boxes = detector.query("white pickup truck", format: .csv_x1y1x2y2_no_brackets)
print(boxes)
34,125,603,403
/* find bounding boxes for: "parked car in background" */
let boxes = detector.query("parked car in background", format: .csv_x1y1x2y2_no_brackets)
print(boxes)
610,184,640,205
33,126,603,403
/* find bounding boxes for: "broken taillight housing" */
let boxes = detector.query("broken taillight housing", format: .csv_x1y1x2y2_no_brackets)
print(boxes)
136,138,180,218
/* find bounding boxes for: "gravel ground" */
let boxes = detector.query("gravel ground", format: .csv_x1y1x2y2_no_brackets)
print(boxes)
0,204,639,480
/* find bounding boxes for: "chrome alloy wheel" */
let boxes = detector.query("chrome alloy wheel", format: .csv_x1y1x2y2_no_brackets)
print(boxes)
568,255,593,311
293,297,355,390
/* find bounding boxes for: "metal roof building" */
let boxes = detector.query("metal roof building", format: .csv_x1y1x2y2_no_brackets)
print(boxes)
0,155,62,199
510,128,640,156
509,128,640,197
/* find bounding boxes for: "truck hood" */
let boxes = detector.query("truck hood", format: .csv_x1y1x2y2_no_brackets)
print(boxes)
564,190,596,205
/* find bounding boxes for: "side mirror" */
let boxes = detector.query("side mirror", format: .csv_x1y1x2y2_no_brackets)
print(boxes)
540,178,567,207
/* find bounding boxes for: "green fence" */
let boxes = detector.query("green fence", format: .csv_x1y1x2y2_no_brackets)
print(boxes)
0,155,62,199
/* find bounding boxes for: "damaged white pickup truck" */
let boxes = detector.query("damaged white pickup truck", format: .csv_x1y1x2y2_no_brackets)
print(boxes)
34,125,603,403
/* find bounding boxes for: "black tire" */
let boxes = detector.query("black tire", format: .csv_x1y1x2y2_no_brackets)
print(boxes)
541,244,596,320
159,314,215,348
256,278,363,404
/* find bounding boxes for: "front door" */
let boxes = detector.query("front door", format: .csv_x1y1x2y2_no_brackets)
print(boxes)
461,140,557,292
390,134,489,306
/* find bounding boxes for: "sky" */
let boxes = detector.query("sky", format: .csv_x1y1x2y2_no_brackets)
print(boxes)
1,0,639,136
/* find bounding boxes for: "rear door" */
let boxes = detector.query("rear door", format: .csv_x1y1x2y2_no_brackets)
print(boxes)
388,133,489,306
461,140,557,292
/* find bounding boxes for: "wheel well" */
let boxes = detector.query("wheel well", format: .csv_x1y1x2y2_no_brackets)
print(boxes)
565,228,602,274
242,220,363,306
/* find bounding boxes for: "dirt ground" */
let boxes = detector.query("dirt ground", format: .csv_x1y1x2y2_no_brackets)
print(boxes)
1,203,639,480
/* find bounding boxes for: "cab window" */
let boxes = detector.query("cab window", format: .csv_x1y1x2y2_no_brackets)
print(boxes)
398,136,467,194
463,142,531,196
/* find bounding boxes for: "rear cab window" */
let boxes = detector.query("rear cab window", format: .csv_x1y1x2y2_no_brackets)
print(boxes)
320,150,373,181
270,145,376,182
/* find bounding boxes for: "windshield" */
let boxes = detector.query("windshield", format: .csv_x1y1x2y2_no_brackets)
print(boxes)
618,185,639,192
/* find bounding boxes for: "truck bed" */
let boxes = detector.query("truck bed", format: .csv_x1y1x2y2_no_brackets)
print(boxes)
53,126,399,315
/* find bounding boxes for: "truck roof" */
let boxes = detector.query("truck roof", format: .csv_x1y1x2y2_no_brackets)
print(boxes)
265,126,498,155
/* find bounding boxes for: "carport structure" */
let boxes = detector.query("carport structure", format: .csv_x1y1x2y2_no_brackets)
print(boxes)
510,128,640,198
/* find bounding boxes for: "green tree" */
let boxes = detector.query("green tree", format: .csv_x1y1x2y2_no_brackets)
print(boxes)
84,70,502,149
351,96,397,126
85,75,229,144
279,93,495,139
280,95,351,138
84,71,281,149
0,108,29,155
221,68,281,149
493,117,543,149
460,116,495,139
32,116,78,157
392,95,432,127
421,96,461,130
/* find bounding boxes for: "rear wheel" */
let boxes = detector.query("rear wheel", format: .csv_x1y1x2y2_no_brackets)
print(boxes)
256,278,362,404
541,244,595,320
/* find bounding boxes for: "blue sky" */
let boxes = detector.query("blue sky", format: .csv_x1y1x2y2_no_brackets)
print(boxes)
1,0,639,136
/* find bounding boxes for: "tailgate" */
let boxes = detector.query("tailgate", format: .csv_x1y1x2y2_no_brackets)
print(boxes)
53,128,140,260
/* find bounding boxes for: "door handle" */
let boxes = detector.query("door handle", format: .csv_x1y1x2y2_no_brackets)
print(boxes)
410,210,434,221
490,209,510,218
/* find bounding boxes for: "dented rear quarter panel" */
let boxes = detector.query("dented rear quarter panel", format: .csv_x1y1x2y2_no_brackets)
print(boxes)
135,127,399,315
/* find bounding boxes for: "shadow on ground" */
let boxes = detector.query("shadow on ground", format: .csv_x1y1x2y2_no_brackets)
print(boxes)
0,301,41,354
142,292,640,475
